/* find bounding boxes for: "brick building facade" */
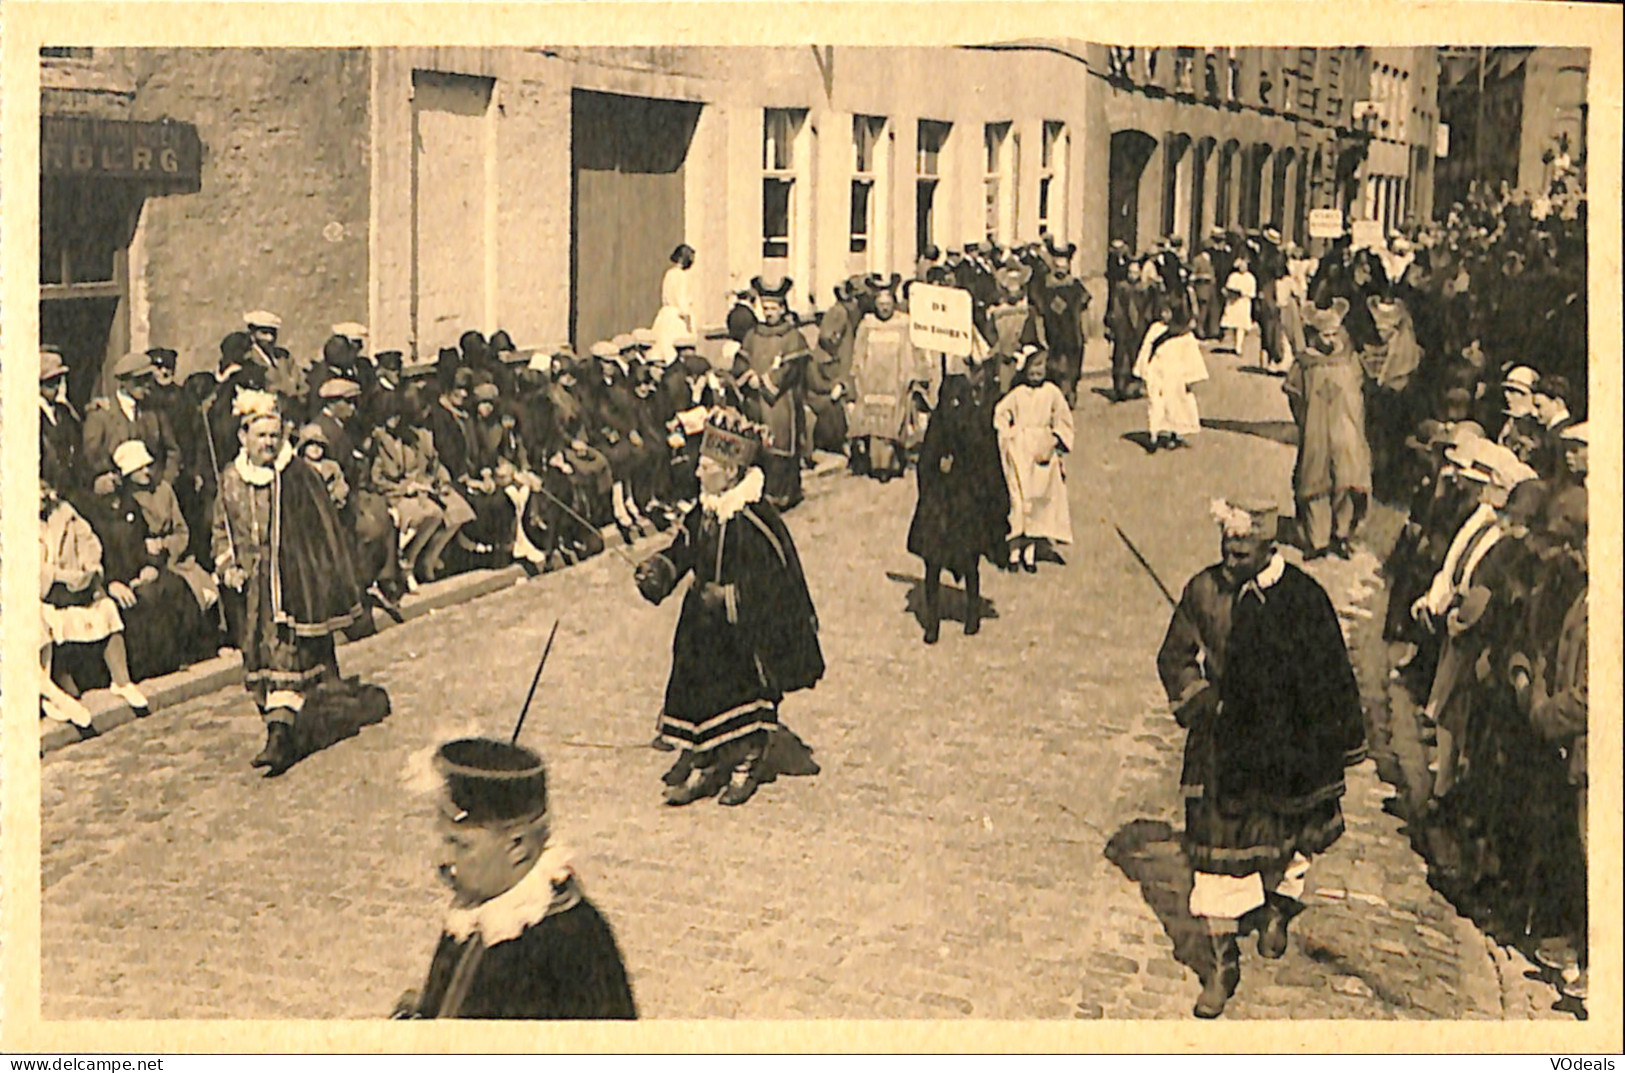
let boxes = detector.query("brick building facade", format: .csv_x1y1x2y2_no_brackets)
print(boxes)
40,44,1440,391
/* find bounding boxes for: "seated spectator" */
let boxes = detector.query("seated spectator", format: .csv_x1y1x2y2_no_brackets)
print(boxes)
40,476,144,723
369,392,475,587
78,441,213,683
124,438,220,620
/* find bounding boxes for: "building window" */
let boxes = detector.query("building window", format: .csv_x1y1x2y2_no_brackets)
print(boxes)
916,119,951,256
1039,120,1067,239
851,114,886,255
1109,46,1135,81
1227,56,1240,99
1204,50,1222,99
762,107,807,260
1174,48,1197,94
984,121,1015,243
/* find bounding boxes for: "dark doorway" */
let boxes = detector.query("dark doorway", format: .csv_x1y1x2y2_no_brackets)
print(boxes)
1108,129,1158,252
40,296,121,411
570,90,701,350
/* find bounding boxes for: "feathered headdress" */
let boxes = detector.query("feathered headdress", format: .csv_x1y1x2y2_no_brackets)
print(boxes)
232,388,280,420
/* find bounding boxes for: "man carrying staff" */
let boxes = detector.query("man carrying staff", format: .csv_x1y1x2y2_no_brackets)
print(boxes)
1155,497,1366,1018
212,389,366,775
392,737,637,1020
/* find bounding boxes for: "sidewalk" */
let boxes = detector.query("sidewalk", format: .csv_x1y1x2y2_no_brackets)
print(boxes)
39,452,849,756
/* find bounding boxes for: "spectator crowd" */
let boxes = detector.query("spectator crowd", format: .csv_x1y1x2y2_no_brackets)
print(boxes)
38,179,1588,1002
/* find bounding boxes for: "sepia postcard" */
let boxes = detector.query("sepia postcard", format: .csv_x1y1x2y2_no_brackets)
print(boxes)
2,0,1620,1055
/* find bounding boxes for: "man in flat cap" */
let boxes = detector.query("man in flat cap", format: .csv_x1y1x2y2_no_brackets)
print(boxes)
40,347,84,494
82,351,182,499
314,377,404,614
1156,497,1364,1018
243,310,310,414
393,738,636,1019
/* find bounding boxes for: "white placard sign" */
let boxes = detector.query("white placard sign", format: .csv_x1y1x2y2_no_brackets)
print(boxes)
907,282,974,357
1308,208,1345,239
1350,219,1386,250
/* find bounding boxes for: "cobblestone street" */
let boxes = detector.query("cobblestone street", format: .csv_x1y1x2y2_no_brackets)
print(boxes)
40,345,1563,1021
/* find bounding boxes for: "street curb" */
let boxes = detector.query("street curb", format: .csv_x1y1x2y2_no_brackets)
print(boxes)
41,452,849,757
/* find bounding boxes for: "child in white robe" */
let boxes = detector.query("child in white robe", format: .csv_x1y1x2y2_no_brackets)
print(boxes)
1135,304,1209,451
993,345,1074,573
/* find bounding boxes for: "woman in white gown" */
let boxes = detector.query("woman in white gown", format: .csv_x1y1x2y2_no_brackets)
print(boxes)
1220,255,1257,356
651,244,697,364
993,344,1074,573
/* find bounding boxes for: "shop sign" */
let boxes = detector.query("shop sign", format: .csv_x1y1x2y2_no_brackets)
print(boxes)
42,116,201,183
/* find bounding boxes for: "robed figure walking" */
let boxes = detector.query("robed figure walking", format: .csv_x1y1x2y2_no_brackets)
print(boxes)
636,408,824,807
907,362,1009,644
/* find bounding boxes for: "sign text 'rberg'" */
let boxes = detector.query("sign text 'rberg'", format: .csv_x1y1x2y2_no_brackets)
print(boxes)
41,116,202,183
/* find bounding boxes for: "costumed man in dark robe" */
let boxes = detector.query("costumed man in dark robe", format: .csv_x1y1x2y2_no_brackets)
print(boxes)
392,737,637,1020
1106,260,1146,403
734,274,813,510
1156,497,1365,1018
634,408,825,807
1033,238,1090,408
907,352,1009,645
212,389,367,776
1190,239,1220,341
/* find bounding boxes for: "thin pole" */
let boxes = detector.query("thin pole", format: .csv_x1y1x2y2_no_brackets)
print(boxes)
510,617,561,745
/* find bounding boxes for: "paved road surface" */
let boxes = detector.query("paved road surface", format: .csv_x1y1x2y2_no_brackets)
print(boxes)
41,345,1554,1020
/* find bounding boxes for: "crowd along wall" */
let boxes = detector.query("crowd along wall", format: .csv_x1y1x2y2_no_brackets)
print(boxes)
124,47,372,380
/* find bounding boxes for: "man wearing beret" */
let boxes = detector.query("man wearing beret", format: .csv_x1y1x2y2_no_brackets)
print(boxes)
393,738,637,1020
1156,498,1365,1017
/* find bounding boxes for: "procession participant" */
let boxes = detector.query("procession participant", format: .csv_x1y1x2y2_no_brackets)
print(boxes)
984,261,1043,397
1291,299,1373,560
123,437,219,619
1156,497,1365,1018
734,273,814,509
1033,238,1089,408
1135,302,1208,452
993,344,1074,574
1106,261,1146,403
1190,240,1220,341
808,278,867,454
243,310,309,414
1254,227,1287,370
907,360,1009,644
40,347,85,495
213,390,366,775
392,738,636,1020
82,351,182,497
1220,255,1257,357
634,408,824,807
849,279,932,482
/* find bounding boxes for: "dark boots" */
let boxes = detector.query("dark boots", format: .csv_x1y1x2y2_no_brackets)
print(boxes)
251,719,298,777
1193,931,1241,1019
1257,894,1294,959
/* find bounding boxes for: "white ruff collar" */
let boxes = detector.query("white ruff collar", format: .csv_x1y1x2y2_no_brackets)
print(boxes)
234,440,295,487
700,465,764,522
443,843,578,945
1241,551,1286,602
